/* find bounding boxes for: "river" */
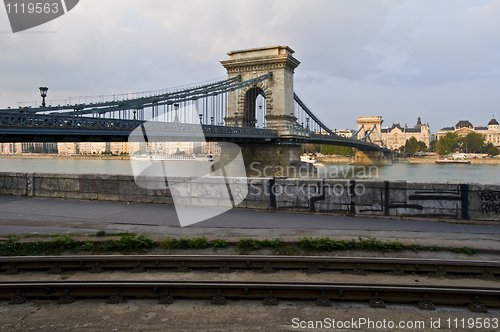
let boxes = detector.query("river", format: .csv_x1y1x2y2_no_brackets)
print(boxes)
0,157,499,184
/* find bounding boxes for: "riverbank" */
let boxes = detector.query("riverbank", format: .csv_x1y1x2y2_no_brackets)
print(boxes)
0,154,129,160
316,156,351,163
408,156,500,164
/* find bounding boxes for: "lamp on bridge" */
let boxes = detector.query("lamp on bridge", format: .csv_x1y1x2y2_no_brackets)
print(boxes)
306,118,309,130
39,87,48,107
199,113,203,124
173,103,179,122
133,109,136,120
235,111,239,127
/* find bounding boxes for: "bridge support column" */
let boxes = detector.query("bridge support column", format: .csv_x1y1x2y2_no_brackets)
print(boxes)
353,150,393,166
219,144,315,178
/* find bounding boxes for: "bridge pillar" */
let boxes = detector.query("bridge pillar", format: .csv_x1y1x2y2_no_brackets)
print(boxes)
220,46,314,176
353,150,393,166
356,116,384,146
221,45,300,136
219,143,315,178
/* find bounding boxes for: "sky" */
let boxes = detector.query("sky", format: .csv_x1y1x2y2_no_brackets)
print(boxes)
1,0,500,132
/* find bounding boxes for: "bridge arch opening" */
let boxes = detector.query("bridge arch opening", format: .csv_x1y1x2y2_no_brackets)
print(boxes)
242,87,267,128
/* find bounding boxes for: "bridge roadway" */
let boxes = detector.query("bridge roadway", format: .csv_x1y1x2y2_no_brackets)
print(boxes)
1,195,499,249
0,112,381,150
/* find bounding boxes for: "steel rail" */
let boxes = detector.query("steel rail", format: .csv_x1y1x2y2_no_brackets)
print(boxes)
1,280,499,310
1,255,499,278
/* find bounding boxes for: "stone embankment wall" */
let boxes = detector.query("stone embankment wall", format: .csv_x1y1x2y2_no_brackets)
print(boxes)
0,172,498,221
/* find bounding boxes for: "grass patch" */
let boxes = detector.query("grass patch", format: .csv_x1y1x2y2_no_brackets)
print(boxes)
450,246,475,255
23,233,78,238
91,231,137,237
0,234,153,256
428,245,438,252
298,237,406,253
410,244,423,253
237,238,283,251
213,239,228,250
159,237,210,250
299,237,357,252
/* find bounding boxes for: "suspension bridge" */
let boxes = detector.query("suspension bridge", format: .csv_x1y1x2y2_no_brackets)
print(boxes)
0,46,390,174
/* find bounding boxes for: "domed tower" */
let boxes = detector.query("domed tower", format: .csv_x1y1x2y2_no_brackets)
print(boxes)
488,118,499,130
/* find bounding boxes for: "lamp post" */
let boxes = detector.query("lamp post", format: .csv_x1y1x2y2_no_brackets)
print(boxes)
174,103,179,122
235,111,239,127
39,87,48,107
199,113,203,124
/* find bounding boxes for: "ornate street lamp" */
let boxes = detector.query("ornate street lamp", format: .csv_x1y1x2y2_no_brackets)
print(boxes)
173,103,179,122
39,87,48,107
199,113,203,124
235,111,239,127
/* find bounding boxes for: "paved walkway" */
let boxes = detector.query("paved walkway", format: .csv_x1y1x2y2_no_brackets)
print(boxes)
1,195,500,249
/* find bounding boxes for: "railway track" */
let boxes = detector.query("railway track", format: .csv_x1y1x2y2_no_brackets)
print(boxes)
1,255,500,278
2,256,499,311
0,280,499,312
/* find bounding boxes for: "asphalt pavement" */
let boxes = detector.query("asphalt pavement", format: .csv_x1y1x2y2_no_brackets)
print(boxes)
1,194,500,249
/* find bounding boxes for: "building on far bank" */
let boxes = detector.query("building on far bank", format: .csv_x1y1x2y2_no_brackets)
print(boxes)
381,117,431,150
334,129,354,138
57,143,78,155
437,118,500,149
1,141,220,156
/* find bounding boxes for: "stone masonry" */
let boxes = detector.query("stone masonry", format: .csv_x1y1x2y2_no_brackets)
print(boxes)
1,172,499,221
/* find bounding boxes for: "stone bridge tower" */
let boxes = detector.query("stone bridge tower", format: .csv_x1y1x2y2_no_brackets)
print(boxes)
354,116,392,165
221,46,300,135
356,116,384,146
219,46,313,176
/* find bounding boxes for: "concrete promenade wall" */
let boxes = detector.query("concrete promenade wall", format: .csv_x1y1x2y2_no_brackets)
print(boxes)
0,172,499,221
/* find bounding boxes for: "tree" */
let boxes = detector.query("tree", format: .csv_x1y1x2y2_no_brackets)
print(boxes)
460,132,485,153
487,146,500,156
404,137,420,155
301,144,319,154
320,145,354,156
435,132,459,155
417,141,428,152
429,140,436,152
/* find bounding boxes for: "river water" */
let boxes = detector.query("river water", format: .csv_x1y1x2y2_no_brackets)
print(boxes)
0,157,499,184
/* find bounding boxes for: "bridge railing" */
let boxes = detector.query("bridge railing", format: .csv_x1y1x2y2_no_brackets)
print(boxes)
0,111,278,138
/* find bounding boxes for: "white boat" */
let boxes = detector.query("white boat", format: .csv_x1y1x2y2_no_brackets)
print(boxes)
435,154,470,164
131,154,214,162
300,155,317,164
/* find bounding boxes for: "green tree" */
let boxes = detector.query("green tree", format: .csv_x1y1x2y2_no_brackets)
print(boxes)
435,132,459,155
487,146,500,156
417,141,428,152
320,145,354,156
404,137,420,154
460,132,485,153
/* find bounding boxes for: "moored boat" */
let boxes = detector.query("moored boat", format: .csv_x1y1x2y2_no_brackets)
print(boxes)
131,154,214,162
